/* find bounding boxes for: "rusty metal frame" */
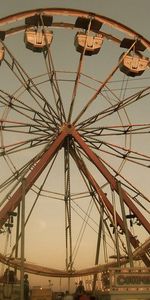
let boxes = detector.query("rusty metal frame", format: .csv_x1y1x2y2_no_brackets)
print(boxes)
71,127,150,234
0,7,150,275
0,125,150,270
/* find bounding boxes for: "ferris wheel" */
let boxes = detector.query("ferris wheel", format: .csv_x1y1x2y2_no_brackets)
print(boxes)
0,8,150,281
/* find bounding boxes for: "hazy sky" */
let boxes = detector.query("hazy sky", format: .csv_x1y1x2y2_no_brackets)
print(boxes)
0,0,149,39
0,0,150,291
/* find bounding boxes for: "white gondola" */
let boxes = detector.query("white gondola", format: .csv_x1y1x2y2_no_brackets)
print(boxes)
119,52,149,77
24,29,53,52
0,47,4,64
74,32,103,56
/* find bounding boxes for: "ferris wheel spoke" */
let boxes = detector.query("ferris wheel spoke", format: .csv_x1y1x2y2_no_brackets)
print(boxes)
0,158,32,193
79,123,150,136
73,41,137,126
0,141,55,195
42,50,66,123
68,53,86,123
0,134,52,156
0,119,56,137
82,135,150,168
78,72,123,106
39,13,66,123
2,42,61,126
77,85,150,130
68,16,99,123
96,154,150,206
0,123,56,156
0,90,58,134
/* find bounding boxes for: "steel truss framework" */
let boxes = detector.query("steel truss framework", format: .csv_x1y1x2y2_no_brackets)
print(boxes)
0,8,150,279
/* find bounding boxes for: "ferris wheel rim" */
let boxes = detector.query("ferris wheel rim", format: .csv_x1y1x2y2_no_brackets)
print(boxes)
0,7,150,279
0,7,149,50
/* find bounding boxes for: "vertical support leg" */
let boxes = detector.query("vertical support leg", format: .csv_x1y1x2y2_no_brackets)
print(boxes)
15,204,20,276
92,205,104,292
112,191,121,266
64,137,73,278
20,178,26,300
117,181,134,267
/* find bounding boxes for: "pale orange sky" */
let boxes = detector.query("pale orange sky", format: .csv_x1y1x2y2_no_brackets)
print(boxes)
0,0,150,292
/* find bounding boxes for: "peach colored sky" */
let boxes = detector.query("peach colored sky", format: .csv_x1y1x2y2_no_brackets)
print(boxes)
0,0,150,292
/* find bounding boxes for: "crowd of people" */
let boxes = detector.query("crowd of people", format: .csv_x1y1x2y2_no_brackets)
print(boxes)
0,268,30,300
63,280,91,300
0,270,93,300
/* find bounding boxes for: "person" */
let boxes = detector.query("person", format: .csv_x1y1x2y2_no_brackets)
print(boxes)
75,281,85,299
24,273,30,300
64,290,73,300
9,270,15,283
3,268,16,283
3,268,9,283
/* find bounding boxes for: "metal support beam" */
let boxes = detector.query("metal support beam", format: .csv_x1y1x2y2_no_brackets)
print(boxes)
71,128,150,234
14,204,20,275
69,143,150,266
117,180,134,267
112,191,121,267
20,178,26,300
64,137,73,274
70,145,139,249
92,205,104,292
0,128,69,228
